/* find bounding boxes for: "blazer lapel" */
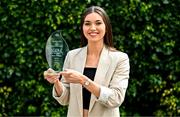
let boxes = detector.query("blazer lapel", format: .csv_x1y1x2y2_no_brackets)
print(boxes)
89,46,112,112
74,47,87,115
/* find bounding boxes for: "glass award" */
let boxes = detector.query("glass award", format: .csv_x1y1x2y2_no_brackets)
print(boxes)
45,30,69,72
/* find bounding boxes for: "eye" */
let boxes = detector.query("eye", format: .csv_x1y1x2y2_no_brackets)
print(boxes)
84,22,91,26
96,21,102,25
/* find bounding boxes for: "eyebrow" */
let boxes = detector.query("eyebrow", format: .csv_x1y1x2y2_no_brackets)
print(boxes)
84,20,102,22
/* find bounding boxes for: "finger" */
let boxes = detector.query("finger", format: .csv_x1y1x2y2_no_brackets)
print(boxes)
63,69,73,73
46,77,58,84
59,71,68,76
48,72,58,76
69,74,73,77
45,77,52,83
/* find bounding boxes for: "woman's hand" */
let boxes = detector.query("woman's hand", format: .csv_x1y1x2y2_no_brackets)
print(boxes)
60,69,85,84
44,68,60,84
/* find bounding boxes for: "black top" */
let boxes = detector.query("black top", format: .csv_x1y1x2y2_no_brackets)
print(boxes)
83,67,97,109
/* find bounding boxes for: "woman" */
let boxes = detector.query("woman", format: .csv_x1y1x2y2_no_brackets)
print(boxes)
44,6,130,117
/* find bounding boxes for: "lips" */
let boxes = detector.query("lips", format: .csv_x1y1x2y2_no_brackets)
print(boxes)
89,32,99,36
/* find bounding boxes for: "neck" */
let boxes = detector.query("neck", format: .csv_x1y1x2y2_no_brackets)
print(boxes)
87,43,104,56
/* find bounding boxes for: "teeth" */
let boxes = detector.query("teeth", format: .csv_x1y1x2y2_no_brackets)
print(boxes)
90,34,97,36
90,33,98,36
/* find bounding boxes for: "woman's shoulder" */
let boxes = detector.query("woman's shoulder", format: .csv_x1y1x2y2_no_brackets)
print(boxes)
108,48,129,60
67,47,86,55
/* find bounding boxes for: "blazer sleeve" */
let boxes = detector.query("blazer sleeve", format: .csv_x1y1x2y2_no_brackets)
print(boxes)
52,52,70,105
97,53,130,108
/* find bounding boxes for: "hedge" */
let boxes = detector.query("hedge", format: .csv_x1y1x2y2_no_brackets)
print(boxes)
0,0,179,116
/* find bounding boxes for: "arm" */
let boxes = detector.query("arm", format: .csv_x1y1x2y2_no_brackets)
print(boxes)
97,53,130,108
52,52,71,105
81,53,130,108
60,53,130,108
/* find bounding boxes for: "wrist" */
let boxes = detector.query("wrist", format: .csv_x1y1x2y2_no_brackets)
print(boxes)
54,78,60,84
80,75,85,85
81,76,91,87
80,76,88,85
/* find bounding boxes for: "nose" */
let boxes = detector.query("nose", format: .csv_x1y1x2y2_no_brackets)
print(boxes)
90,24,96,31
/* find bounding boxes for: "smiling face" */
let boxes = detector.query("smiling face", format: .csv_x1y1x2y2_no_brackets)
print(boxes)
80,6,113,47
83,12,106,44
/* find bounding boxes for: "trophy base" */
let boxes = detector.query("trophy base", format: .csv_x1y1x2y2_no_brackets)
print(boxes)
44,70,58,76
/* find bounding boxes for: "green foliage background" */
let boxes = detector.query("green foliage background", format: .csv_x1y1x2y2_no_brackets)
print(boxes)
0,0,179,116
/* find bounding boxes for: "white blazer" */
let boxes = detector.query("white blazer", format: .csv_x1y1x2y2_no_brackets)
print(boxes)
53,45,130,117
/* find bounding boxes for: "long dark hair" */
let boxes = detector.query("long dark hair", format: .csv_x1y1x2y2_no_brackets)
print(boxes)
80,6,114,48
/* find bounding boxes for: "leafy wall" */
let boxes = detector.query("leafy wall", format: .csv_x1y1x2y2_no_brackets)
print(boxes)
0,0,179,116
